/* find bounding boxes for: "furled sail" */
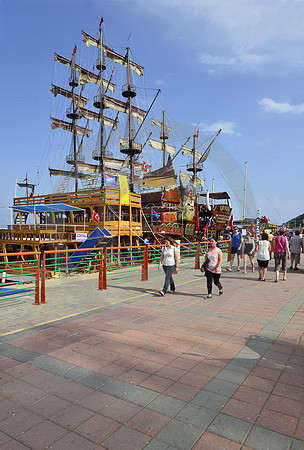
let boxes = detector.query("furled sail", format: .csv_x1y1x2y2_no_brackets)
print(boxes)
82,31,144,76
149,138,175,156
180,171,205,187
76,158,143,173
50,117,92,137
152,118,172,132
181,145,202,160
77,106,118,129
104,95,146,122
49,168,95,180
138,156,176,188
54,53,115,92
51,85,88,107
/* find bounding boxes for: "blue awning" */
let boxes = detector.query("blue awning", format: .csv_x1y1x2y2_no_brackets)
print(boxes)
12,203,84,213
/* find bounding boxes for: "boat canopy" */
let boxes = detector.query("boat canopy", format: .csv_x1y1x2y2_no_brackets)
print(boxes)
11,203,84,213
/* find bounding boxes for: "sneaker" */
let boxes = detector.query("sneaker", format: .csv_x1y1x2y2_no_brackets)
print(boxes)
168,290,175,294
237,268,241,271
159,290,165,296
289,266,293,270
243,270,247,273
226,267,232,271
252,267,255,272
219,290,223,296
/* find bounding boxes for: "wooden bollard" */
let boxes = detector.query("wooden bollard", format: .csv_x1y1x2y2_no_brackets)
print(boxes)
41,251,46,303
142,246,148,281
102,247,107,290
195,242,201,269
34,253,41,305
227,241,232,262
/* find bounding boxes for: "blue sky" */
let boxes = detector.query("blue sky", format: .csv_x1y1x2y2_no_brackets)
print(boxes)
0,0,303,226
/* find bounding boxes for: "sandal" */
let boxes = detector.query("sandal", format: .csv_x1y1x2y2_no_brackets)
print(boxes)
204,294,212,299
219,290,223,296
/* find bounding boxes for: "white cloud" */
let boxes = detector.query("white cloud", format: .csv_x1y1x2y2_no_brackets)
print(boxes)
134,0,304,73
201,121,241,136
258,98,304,114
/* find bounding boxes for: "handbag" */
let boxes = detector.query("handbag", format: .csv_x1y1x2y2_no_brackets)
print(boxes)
200,259,208,274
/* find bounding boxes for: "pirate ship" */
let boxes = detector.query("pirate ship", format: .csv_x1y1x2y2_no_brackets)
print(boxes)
0,19,230,266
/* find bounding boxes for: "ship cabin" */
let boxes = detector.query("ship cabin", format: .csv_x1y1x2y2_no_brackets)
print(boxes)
0,188,142,262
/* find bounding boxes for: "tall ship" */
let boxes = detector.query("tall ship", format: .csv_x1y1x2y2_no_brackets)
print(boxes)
0,20,231,266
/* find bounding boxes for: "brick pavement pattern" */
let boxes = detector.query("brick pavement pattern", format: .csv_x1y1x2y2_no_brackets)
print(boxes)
0,261,303,449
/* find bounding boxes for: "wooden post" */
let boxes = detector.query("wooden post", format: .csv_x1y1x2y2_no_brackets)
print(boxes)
228,240,232,262
41,251,46,303
142,246,148,281
102,247,107,290
195,242,200,269
98,250,103,290
34,253,41,305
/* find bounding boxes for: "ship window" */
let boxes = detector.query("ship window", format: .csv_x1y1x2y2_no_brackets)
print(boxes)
106,205,118,221
132,207,140,222
121,206,130,221
73,211,84,223
54,212,69,224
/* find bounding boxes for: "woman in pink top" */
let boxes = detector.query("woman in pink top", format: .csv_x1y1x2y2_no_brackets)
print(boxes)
274,228,290,282
204,237,223,298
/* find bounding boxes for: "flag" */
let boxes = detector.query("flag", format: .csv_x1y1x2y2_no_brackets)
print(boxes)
104,173,118,186
152,209,160,220
228,214,234,231
142,161,148,172
23,172,28,182
92,210,100,223
99,17,104,28
195,128,200,138
118,174,130,206
72,45,77,55
188,189,193,200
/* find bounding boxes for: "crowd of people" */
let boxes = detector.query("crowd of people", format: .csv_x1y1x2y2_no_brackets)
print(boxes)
158,228,303,297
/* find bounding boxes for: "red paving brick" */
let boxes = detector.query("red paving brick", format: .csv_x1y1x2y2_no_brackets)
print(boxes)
0,409,44,438
222,397,262,422
139,374,174,392
127,409,170,436
17,420,68,449
50,403,96,430
101,424,150,450
232,385,270,407
73,413,120,443
193,431,241,449
100,399,142,423
76,391,116,412
256,408,299,436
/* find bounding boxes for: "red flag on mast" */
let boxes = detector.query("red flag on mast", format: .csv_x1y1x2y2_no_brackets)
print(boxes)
195,128,200,138
23,172,28,182
92,210,100,224
72,45,77,55
99,17,104,29
228,214,234,231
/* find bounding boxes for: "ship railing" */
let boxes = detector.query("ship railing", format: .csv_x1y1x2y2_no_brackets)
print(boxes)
0,240,231,303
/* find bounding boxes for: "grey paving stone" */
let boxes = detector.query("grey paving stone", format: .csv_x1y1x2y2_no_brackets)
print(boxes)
291,438,304,449
246,340,271,354
225,358,257,372
245,425,292,449
144,439,177,449
214,368,247,385
204,379,238,397
80,372,111,389
121,386,160,406
175,403,217,429
147,394,186,417
99,378,133,396
191,390,228,411
12,349,41,363
64,366,93,381
155,419,202,449
207,413,252,444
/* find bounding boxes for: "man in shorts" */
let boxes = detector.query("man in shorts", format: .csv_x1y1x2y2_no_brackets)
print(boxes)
227,227,243,271
289,230,303,270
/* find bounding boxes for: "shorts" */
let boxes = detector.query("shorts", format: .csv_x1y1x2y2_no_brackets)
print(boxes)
291,252,300,265
257,259,269,268
231,247,242,255
274,252,287,271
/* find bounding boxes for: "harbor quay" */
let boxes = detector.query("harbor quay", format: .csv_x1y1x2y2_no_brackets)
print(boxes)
0,260,303,449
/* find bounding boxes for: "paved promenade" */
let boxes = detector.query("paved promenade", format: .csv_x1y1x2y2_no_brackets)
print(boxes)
0,260,303,449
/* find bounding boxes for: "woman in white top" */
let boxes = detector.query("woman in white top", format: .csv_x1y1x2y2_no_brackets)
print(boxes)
255,232,271,281
158,238,178,296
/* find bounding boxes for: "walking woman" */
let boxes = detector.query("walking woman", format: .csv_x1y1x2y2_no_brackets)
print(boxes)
274,228,290,282
255,232,271,281
204,237,223,298
242,233,255,273
158,238,178,296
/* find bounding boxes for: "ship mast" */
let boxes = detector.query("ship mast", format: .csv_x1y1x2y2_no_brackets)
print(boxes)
69,45,80,192
98,18,105,188
121,47,142,192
